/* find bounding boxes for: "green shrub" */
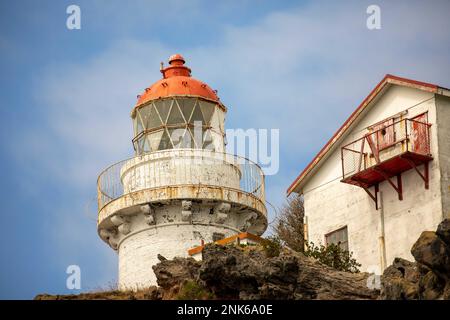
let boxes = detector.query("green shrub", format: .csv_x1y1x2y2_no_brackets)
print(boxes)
176,280,214,300
262,236,282,258
238,242,257,248
304,242,361,273
273,194,305,253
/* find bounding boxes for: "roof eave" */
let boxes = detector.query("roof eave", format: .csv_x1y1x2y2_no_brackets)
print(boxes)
287,74,445,196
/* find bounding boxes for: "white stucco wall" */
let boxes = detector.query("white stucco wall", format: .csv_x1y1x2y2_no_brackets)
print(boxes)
303,85,445,274
121,149,241,193
118,216,237,290
112,196,267,290
435,95,450,219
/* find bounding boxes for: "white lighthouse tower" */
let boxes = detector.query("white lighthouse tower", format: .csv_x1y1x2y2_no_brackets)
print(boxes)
96,54,267,290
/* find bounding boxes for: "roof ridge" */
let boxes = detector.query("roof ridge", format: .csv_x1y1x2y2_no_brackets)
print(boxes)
287,74,445,195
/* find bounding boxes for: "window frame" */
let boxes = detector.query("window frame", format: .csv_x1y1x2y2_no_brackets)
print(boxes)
324,226,349,251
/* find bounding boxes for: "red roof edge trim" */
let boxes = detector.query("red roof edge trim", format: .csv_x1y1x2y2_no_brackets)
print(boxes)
287,74,439,196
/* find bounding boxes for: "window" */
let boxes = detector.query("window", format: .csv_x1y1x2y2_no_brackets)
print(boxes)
212,232,225,242
410,112,429,155
366,111,408,152
369,118,395,150
325,226,348,251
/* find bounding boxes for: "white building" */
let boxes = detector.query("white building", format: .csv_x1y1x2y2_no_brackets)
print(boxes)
96,54,267,290
288,74,450,274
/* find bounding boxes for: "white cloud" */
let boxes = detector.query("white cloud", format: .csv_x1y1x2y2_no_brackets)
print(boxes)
27,39,173,187
27,0,450,195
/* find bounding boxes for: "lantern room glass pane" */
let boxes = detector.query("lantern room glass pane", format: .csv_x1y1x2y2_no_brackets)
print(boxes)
154,99,172,124
136,113,144,132
217,110,225,132
137,136,145,154
134,115,144,136
182,129,194,148
140,104,162,129
158,129,173,150
199,100,215,125
177,98,196,123
148,130,164,152
202,129,213,149
168,127,186,148
209,109,219,131
167,101,185,125
187,127,200,148
142,137,151,153
190,103,204,125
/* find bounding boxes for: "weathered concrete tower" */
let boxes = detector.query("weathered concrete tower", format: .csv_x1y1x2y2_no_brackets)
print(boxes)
97,54,267,290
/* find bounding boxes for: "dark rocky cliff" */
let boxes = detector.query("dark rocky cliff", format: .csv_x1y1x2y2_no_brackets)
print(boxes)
381,218,450,299
36,219,450,300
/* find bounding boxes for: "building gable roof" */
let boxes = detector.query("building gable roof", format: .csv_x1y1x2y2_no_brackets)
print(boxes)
287,74,450,195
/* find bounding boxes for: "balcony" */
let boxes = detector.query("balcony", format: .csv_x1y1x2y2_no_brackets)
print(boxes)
341,118,432,208
96,149,267,228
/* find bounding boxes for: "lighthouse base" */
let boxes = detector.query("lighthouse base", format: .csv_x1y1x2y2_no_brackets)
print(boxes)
117,223,238,291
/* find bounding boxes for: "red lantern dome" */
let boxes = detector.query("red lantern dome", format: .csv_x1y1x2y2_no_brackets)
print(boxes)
134,54,220,108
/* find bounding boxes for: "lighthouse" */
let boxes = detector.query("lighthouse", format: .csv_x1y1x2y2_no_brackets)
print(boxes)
96,54,267,290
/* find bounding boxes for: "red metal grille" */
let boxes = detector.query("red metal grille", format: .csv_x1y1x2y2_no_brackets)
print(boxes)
340,117,432,208
341,118,431,185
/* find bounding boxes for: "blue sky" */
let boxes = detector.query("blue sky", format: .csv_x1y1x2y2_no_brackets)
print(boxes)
1,0,449,299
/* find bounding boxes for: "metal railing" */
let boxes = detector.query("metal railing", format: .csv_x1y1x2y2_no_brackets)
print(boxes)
341,118,431,179
97,149,265,210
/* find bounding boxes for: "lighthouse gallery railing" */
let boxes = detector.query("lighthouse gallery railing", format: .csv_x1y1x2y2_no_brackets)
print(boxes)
97,149,266,211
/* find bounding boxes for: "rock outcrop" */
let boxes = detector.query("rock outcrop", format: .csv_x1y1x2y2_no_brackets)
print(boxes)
153,244,378,300
36,219,450,300
380,218,450,299
35,286,163,300
153,255,202,299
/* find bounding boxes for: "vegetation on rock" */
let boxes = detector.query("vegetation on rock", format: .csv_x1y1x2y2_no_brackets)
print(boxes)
271,195,361,273
304,241,361,273
176,280,214,300
35,218,450,300
273,194,305,253
262,236,282,258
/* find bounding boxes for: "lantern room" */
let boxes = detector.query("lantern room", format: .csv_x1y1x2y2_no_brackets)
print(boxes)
131,54,226,154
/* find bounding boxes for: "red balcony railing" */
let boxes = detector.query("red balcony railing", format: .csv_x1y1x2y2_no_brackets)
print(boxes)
340,118,432,208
